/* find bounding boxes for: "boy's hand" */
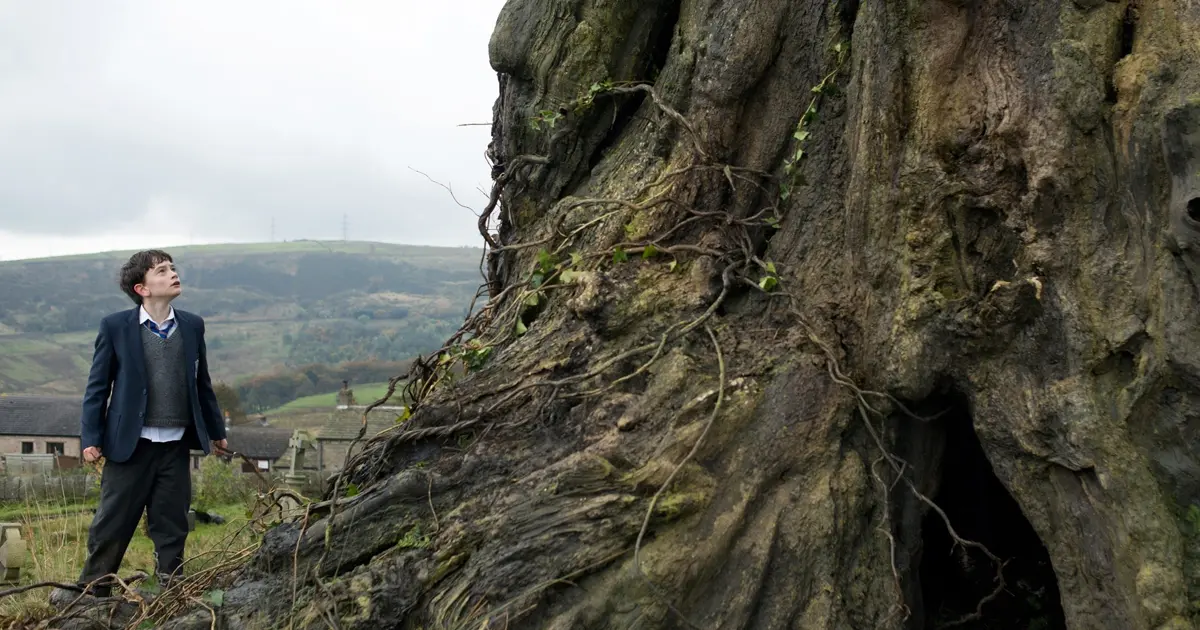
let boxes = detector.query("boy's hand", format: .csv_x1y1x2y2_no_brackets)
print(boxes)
213,439,228,451
83,446,102,462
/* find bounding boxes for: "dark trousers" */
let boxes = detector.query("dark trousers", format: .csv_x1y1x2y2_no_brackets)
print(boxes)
78,438,191,593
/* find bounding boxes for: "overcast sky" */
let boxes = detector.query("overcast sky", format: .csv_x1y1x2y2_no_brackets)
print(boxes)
0,1,506,261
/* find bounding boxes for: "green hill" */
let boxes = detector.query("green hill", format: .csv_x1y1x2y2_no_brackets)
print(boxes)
0,240,482,395
262,381,402,416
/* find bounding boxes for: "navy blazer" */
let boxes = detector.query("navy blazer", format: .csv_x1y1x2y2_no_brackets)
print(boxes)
79,306,227,463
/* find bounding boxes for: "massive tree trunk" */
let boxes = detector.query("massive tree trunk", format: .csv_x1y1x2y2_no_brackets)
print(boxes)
182,1,1200,629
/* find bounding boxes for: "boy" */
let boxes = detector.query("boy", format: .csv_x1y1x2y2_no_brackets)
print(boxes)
70,249,227,597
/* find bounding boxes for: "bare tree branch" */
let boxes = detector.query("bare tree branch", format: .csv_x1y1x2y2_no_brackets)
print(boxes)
408,167,480,217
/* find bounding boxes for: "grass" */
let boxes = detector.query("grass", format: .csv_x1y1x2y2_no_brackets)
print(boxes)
0,493,257,622
0,500,91,523
262,381,402,416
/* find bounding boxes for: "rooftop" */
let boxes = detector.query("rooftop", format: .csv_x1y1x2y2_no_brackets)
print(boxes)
0,395,80,438
222,425,293,460
318,407,402,441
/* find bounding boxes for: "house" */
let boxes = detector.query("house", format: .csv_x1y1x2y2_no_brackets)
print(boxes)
314,405,406,471
0,395,82,459
0,395,293,474
193,425,293,473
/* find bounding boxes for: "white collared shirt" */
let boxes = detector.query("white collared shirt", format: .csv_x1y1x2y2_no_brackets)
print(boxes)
138,305,186,443
139,305,177,338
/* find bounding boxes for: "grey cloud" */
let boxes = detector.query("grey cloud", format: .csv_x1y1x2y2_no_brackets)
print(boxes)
0,0,504,249
0,123,483,245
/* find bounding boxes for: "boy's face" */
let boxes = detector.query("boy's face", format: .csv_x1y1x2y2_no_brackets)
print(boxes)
135,259,182,301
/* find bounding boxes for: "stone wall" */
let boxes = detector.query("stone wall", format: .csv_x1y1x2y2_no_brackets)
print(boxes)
0,473,96,502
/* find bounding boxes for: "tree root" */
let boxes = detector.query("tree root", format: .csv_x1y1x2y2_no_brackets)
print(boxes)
631,324,725,630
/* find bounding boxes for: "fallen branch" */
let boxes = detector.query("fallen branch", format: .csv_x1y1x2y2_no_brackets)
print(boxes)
0,581,86,599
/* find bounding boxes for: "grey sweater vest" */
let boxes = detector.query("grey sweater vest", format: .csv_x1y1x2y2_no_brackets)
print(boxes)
141,326,192,429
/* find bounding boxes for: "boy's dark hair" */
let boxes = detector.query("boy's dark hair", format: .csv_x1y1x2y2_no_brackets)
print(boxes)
119,250,173,304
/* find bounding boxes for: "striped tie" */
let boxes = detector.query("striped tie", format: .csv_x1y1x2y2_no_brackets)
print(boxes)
145,320,175,340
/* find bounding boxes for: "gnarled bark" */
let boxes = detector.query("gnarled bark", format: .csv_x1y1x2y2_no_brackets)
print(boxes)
171,1,1200,629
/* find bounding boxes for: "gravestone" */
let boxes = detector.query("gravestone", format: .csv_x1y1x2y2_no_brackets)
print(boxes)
284,430,311,491
0,522,25,583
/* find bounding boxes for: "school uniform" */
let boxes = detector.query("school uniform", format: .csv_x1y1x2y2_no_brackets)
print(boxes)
76,305,226,592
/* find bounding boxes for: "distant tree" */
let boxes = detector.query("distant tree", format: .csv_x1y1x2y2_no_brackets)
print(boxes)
212,381,246,423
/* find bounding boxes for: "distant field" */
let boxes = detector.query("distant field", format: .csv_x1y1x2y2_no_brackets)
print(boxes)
255,410,334,432
0,318,430,396
263,381,404,416
0,240,479,396
0,318,377,395
0,334,94,394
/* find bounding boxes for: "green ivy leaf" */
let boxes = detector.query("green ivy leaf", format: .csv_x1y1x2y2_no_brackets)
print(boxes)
203,589,225,608
536,249,556,273
524,292,541,306
570,251,583,266
395,406,412,424
515,320,528,336
642,245,658,259
668,260,679,272
765,261,777,274
345,483,360,497
465,347,492,371
560,270,580,283
794,129,810,142
759,276,778,292
531,273,544,288
613,248,628,263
